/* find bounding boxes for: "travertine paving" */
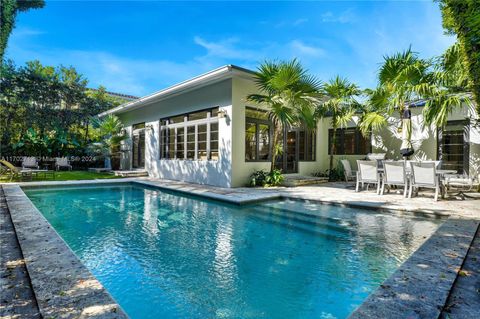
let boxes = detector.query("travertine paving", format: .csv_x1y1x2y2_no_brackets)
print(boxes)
441,226,480,319
0,188,40,319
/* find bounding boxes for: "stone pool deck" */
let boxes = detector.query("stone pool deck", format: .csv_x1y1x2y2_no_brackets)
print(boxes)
1,177,479,318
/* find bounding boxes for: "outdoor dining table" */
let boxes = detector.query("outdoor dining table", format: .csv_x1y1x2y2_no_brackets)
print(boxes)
377,167,457,177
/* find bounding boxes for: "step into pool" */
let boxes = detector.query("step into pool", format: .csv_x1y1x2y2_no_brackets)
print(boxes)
24,183,445,319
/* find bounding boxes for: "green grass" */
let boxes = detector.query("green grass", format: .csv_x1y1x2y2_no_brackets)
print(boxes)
0,170,123,182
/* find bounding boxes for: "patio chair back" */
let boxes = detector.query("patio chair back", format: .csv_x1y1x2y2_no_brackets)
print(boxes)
357,160,378,182
421,160,442,169
383,161,407,184
341,159,354,180
56,157,69,166
22,157,38,169
367,153,386,169
0,160,19,173
410,162,437,186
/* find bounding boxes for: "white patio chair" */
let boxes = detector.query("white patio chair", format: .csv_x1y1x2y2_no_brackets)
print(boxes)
366,153,386,160
421,160,442,169
409,162,441,201
55,157,72,171
444,171,480,200
341,159,356,182
381,161,408,197
356,160,381,194
22,157,39,169
367,153,386,169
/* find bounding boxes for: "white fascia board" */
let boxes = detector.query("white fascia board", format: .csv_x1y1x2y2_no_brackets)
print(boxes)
99,65,254,117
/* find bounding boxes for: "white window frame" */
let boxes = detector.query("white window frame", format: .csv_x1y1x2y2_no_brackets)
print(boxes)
160,109,219,161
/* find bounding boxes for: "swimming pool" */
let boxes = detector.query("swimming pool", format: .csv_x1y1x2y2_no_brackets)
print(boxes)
25,183,444,319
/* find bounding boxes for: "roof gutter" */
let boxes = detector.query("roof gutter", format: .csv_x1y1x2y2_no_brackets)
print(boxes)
99,65,252,117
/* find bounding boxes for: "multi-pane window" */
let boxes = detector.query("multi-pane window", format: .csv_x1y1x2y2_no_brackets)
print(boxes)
438,121,469,174
160,107,219,160
328,128,371,155
245,107,271,161
244,107,315,162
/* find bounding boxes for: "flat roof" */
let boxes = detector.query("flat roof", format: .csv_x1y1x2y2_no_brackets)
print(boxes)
99,65,255,116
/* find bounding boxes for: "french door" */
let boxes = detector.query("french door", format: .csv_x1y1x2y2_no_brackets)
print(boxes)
132,124,145,169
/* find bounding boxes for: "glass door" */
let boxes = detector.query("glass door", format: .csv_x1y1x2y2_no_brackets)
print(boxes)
275,128,298,173
132,123,145,169
285,130,298,173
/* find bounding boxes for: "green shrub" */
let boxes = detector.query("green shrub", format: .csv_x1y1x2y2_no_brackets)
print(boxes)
249,169,284,187
249,170,268,187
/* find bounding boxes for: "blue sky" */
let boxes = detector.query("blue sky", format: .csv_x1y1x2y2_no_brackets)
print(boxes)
7,0,455,96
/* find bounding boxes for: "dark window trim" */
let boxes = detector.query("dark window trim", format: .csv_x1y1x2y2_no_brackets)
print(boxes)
437,119,470,174
159,107,219,161
245,117,272,162
159,106,220,123
328,127,372,155
298,128,316,162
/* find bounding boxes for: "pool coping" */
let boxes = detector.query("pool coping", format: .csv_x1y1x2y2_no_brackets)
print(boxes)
2,184,129,319
4,179,480,318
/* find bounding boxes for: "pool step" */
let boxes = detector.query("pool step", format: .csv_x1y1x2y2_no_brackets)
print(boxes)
248,208,350,240
255,204,355,228
281,174,329,187
249,206,351,239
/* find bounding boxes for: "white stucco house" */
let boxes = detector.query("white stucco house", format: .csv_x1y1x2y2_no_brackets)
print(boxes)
100,65,480,187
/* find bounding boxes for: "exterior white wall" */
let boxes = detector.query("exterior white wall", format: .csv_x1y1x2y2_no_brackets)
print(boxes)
115,70,479,187
319,104,480,175
117,79,233,187
230,77,326,187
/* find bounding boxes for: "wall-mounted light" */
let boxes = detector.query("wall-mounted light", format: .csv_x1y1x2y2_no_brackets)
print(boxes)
146,124,154,131
218,109,227,118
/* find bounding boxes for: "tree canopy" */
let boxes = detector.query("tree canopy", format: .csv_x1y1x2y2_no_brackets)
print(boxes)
0,0,45,60
0,60,125,157
437,0,480,114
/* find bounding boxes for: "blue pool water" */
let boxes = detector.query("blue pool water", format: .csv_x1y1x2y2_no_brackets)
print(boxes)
25,183,444,319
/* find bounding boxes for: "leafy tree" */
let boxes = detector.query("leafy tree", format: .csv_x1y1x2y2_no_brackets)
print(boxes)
316,76,361,179
0,0,45,60
0,60,124,158
247,59,322,172
437,0,480,114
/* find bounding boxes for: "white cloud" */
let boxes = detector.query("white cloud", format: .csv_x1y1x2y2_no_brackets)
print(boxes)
193,36,260,61
7,33,332,96
293,18,309,26
11,27,45,37
290,40,325,57
321,10,355,24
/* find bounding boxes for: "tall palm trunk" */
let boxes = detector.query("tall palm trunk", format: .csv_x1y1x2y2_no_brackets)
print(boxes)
270,123,282,173
329,126,337,181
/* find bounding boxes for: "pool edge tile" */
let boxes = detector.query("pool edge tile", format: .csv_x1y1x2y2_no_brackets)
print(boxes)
348,217,480,319
2,184,129,319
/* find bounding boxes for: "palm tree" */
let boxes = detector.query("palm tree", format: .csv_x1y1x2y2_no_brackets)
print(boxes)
420,43,473,127
358,48,431,150
247,59,322,172
89,114,127,169
316,76,361,179
358,86,390,137
378,48,430,115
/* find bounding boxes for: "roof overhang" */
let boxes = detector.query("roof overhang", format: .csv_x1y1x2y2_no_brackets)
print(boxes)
99,65,255,117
